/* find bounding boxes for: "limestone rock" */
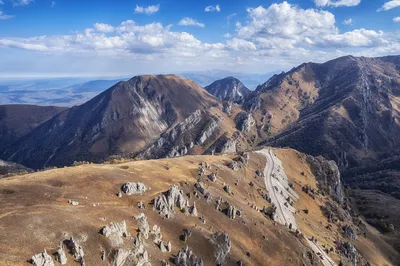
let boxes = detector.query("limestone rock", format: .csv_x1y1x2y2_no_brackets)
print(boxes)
208,173,217,182
121,182,148,195
100,221,128,246
150,224,163,245
228,161,240,171
222,102,233,115
211,232,231,265
31,250,54,266
189,202,198,217
234,112,255,132
153,185,189,218
135,213,150,239
223,185,232,194
54,247,67,265
68,200,79,206
65,237,84,261
175,246,204,266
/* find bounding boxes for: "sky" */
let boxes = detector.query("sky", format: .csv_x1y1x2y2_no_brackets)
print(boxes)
0,0,399,77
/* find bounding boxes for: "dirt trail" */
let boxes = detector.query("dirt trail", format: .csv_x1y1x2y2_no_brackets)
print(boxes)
256,148,337,266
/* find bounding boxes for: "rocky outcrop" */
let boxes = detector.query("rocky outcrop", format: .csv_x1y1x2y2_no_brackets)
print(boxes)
222,102,233,115
135,213,150,239
100,221,128,246
121,182,148,195
111,232,151,266
175,246,204,266
139,110,220,160
31,250,54,266
211,232,231,265
54,247,67,265
64,237,85,264
234,112,255,133
306,155,343,202
153,185,189,218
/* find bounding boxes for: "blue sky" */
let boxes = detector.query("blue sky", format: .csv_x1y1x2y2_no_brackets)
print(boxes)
0,0,399,77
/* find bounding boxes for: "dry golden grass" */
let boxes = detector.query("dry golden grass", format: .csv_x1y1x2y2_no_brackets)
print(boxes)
0,152,316,266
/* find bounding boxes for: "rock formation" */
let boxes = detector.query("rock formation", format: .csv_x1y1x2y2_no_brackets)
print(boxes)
31,250,54,266
54,247,67,265
121,182,149,195
153,185,189,218
174,246,204,266
135,213,150,239
100,221,128,246
211,232,231,265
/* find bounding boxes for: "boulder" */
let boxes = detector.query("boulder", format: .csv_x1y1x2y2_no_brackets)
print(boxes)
153,185,189,218
189,202,198,217
54,247,67,265
100,221,128,246
175,246,204,266
121,182,148,195
65,237,84,261
31,250,54,266
208,173,217,182
135,213,150,239
211,232,231,265
150,224,163,245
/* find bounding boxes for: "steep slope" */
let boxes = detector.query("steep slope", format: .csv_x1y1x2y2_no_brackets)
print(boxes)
1,75,218,169
0,104,66,151
245,55,400,252
0,159,31,176
252,55,400,169
205,76,251,103
0,150,395,265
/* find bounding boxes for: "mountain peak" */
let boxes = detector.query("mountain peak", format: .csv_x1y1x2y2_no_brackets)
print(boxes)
205,76,250,103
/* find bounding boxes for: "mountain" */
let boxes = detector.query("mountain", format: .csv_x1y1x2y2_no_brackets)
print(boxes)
0,104,66,150
0,149,396,265
243,55,400,250
0,159,31,176
1,75,218,169
205,77,251,103
179,70,274,90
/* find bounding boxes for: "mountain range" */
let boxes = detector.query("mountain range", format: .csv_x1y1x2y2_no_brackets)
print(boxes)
1,55,400,264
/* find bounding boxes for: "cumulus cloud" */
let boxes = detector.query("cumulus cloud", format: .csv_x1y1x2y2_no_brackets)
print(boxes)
314,0,361,7
0,10,14,20
205,5,220,12
178,17,205,28
94,23,115,33
378,0,400,11
394,17,400,22
0,1,399,74
343,18,353,25
13,0,34,6
134,4,160,14
0,1,3,4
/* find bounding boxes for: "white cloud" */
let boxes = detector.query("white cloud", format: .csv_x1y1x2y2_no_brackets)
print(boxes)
394,17,400,22
0,1,399,75
226,38,256,51
94,23,115,33
13,0,34,6
0,11,14,20
314,0,361,7
238,2,337,40
51,1,55,7
0,1,4,4
343,18,353,25
205,5,220,12
134,4,160,15
378,0,400,11
178,17,205,28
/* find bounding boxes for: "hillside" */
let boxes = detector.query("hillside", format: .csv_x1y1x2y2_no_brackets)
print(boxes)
244,55,400,253
0,104,66,151
0,149,395,266
205,77,251,103
1,75,218,169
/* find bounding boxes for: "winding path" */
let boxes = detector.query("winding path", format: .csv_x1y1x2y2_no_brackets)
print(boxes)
256,148,336,266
